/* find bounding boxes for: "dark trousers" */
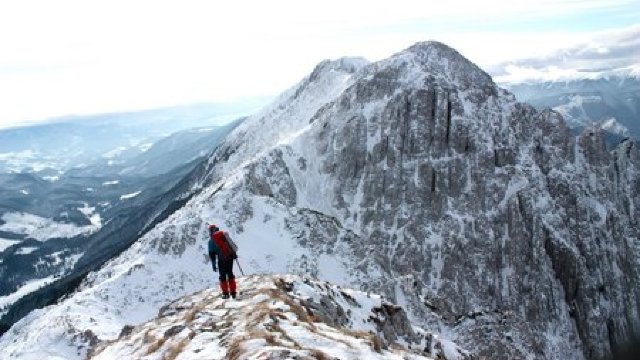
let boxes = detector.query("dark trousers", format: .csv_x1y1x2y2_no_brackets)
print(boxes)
218,258,235,283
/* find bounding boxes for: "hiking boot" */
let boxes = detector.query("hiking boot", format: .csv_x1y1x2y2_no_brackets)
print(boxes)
231,292,237,299
222,292,230,299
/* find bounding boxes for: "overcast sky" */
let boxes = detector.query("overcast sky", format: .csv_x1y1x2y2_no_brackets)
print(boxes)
1,0,639,129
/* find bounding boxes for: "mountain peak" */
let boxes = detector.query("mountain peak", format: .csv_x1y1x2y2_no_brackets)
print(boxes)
307,57,369,84
405,40,455,54
318,56,370,73
379,40,495,90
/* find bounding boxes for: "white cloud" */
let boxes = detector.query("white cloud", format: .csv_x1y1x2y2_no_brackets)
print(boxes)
491,25,640,83
0,0,637,128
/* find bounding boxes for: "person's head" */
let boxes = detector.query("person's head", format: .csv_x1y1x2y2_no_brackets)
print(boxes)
208,224,219,234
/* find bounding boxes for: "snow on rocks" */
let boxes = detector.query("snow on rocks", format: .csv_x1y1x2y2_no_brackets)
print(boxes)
90,275,472,360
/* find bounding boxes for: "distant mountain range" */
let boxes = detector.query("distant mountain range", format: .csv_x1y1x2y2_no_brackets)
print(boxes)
504,77,640,142
0,100,268,174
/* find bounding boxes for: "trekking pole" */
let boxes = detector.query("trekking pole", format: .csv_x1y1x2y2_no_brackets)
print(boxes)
235,258,245,276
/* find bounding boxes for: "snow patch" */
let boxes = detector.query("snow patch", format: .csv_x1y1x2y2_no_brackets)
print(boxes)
102,146,128,159
499,176,529,209
78,203,102,227
15,246,38,255
600,117,630,136
0,276,55,315
119,191,141,200
35,251,84,269
0,238,21,252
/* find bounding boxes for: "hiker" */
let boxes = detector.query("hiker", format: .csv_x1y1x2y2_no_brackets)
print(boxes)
207,224,238,299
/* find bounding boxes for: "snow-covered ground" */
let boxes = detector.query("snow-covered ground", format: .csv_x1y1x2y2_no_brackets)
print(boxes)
33,251,83,269
14,247,38,255
0,251,84,317
0,208,102,241
77,203,102,227
137,142,154,152
90,275,469,360
0,149,78,173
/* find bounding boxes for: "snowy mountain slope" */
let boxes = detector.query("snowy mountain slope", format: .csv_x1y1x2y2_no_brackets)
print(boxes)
201,57,369,184
0,56,374,359
89,275,471,360
1,41,639,360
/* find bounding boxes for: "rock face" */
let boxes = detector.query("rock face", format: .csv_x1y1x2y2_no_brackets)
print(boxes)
228,42,639,359
1,41,638,360
312,44,640,359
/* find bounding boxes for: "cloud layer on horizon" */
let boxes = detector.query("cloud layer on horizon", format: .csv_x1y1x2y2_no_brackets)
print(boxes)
490,26,640,83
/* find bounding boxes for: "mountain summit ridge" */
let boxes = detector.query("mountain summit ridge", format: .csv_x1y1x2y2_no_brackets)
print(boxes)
90,274,472,360
400,40,495,88
0,40,638,360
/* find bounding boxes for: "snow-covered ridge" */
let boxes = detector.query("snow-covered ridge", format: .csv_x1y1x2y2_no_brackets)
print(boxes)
208,56,370,180
0,41,493,358
210,41,496,176
90,275,470,360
